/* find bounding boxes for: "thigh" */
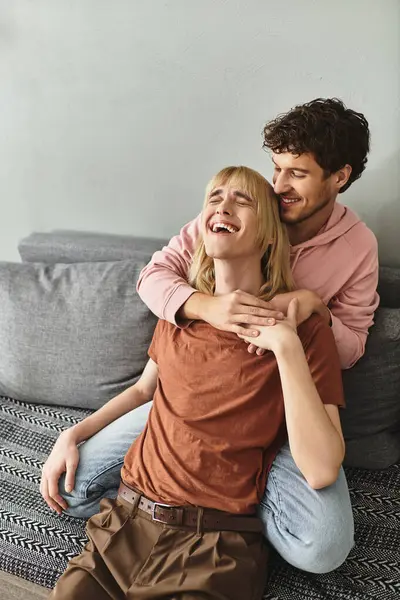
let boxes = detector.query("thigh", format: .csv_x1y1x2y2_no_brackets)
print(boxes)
217,531,268,600
52,497,161,599
49,502,127,600
49,543,123,600
61,402,152,498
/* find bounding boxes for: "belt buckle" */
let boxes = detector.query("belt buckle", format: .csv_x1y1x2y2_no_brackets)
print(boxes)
151,502,175,523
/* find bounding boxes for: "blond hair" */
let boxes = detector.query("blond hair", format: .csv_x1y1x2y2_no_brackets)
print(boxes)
189,166,294,301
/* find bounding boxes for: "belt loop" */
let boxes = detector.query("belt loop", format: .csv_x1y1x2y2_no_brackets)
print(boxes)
196,507,204,538
131,491,142,518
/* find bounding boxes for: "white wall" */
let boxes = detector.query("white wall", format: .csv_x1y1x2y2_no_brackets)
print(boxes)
0,0,399,264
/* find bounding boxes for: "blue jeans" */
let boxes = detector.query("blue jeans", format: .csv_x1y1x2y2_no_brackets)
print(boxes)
59,402,354,574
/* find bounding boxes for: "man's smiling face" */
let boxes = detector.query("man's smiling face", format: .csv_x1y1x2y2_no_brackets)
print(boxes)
272,152,339,227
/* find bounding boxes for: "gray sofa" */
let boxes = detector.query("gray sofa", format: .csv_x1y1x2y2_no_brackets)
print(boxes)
0,231,399,600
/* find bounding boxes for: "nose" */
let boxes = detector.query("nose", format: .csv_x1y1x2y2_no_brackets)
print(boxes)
216,197,233,215
273,171,291,195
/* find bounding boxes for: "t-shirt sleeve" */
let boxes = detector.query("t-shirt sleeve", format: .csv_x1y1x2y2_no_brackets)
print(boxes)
300,315,345,408
147,320,165,364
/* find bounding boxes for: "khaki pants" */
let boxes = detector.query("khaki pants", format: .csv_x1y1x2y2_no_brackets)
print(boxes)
49,496,268,600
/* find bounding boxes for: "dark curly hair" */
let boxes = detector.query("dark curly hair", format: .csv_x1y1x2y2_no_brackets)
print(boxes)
263,98,370,193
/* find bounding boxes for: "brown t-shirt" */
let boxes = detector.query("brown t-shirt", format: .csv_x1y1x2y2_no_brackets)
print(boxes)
122,315,344,514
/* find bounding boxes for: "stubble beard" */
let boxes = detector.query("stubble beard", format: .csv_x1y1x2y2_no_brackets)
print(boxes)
280,194,333,226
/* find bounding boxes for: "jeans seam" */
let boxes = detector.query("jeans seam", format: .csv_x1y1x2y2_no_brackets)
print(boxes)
263,467,284,528
79,459,124,499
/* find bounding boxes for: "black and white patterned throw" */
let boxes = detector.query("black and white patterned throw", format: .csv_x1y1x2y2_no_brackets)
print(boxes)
1,396,399,598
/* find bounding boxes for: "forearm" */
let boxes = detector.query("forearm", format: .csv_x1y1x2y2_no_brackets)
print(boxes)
270,290,331,325
138,258,196,324
275,337,345,488
137,216,201,324
178,291,210,321
68,385,151,444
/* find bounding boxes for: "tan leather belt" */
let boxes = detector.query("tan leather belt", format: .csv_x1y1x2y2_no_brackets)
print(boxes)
118,482,262,533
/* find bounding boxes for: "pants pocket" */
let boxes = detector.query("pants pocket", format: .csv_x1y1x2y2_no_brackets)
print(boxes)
217,531,269,600
86,497,130,553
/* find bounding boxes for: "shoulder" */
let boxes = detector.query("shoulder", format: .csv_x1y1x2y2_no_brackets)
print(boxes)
150,318,182,362
156,318,179,333
153,318,176,340
342,216,378,259
297,315,342,385
297,316,344,405
297,314,336,354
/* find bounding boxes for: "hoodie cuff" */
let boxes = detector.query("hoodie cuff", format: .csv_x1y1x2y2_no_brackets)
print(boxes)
162,283,197,328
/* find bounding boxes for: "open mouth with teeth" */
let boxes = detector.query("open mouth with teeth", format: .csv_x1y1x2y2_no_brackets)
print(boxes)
210,222,240,234
280,197,302,205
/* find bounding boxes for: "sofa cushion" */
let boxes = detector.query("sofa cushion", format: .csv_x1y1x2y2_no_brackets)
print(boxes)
341,306,400,469
0,260,157,409
18,230,167,263
378,265,400,308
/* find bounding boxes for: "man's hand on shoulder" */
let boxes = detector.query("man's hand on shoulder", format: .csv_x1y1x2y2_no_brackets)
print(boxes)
181,290,284,337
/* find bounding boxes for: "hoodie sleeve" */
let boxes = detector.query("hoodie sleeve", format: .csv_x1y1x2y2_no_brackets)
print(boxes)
137,215,201,325
328,232,379,369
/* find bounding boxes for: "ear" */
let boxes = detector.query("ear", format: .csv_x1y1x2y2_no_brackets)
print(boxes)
335,164,352,191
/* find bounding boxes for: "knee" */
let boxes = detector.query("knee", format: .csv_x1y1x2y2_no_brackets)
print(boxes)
60,493,101,520
262,500,355,574
294,522,354,574
58,474,95,520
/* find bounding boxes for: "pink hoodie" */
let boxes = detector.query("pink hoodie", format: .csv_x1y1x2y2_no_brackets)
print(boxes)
137,202,379,369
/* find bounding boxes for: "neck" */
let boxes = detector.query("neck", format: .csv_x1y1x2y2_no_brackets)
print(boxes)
286,202,335,246
214,256,264,296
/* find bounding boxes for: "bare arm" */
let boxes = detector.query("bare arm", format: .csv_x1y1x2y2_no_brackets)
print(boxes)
68,359,158,443
274,336,344,488
40,359,159,513
241,300,345,489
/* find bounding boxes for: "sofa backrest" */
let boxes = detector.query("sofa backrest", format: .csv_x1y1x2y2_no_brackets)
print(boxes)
18,230,168,263
16,230,400,469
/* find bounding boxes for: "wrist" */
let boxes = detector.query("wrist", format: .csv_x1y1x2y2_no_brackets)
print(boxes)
272,330,303,358
64,425,82,445
179,292,211,322
317,302,331,325
311,293,330,323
